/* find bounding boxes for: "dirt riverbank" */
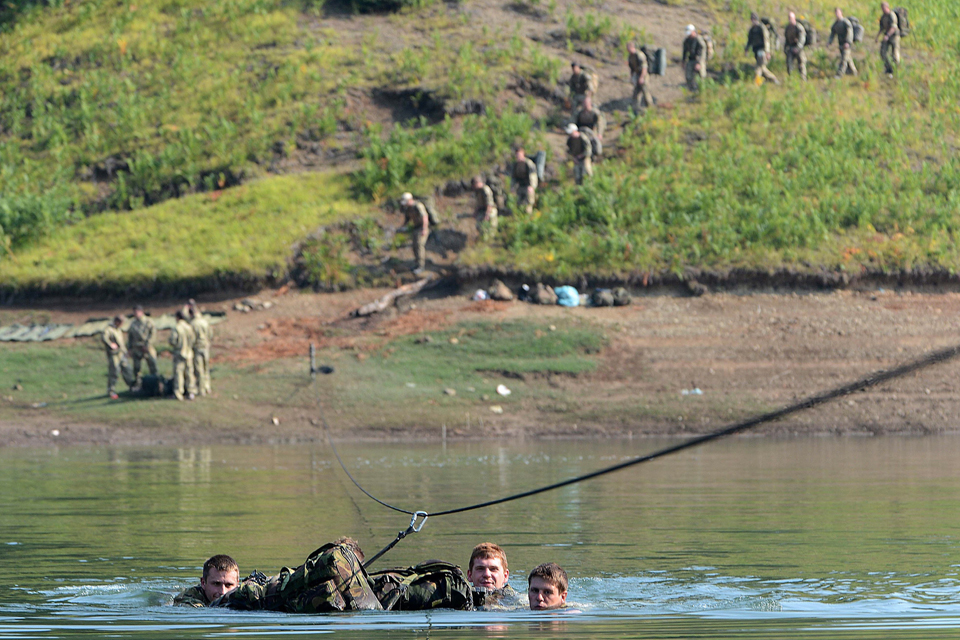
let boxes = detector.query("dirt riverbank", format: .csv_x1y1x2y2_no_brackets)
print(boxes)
2,285,959,447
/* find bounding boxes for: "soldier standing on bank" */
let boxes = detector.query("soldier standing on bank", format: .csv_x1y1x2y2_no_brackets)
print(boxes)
626,42,652,112
567,62,592,115
102,315,126,400
783,12,808,80
512,149,538,215
399,192,430,273
127,305,158,388
876,2,900,75
472,176,498,240
682,24,707,93
829,8,858,77
169,309,196,401
745,13,780,85
188,300,213,397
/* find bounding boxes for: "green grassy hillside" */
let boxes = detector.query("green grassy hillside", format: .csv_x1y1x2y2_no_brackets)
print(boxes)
1,0,959,291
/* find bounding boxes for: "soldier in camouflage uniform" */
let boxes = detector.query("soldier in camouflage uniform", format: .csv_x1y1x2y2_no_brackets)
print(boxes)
209,538,383,613
829,8,858,77
745,12,780,85
472,176,498,240
466,542,524,611
626,42,652,112
174,555,240,607
188,300,213,396
575,95,606,143
127,305,158,387
567,62,592,116
169,309,196,401
682,25,707,93
527,562,569,610
876,2,900,75
400,192,430,273
565,124,592,185
512,149,538,214
783,12,808,80
101,315,127,400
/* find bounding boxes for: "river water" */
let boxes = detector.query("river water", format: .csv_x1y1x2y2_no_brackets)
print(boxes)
2,436,960,638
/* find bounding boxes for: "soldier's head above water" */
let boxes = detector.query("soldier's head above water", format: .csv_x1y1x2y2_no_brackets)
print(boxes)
527,562,568,611
200,555,239,603
467,542,509,590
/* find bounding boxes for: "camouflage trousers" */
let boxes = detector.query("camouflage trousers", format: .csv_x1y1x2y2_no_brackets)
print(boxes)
836,46,858,77
477,210,498,241
413,230,428,270
212,542,382,613
516,185,535,214
106,351,123,394
172,354,196,400
880,34,900,73
785,47,807,80
573,156,593,185
684,61,705,92
631,76,652,111
753,51,779,84
131,345,158,381
193,348,211,396
570,92,587,116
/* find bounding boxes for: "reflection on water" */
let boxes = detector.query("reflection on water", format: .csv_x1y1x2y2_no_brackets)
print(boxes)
2,437,960,638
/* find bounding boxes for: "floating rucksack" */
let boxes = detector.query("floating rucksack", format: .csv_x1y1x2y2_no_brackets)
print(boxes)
369,561,473,611
849,16,864,43
894,6,909,37
798,17,818,46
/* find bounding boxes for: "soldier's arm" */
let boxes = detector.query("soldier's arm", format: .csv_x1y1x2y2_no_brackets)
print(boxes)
527,161,539,190
419,204,429,235
797,25,806,50
827,25,835,44
639,54,648,83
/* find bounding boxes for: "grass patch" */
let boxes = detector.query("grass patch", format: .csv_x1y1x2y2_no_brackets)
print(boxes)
0,171,365,290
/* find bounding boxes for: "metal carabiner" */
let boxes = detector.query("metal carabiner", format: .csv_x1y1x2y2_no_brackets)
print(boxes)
409,510,429,533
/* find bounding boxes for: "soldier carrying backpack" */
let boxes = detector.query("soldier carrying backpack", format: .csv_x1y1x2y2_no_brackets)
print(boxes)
745,12,780,85
875,1,901,75
783,11,808,80
828,8,859,77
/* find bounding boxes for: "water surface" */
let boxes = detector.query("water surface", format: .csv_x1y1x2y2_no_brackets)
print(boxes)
2,437,960,638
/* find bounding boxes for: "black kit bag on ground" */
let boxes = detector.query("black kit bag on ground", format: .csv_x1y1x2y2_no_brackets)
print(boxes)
849,16,865,43
140,374,166,397
369,561,473,611
894,6,909,37
612,287,632,306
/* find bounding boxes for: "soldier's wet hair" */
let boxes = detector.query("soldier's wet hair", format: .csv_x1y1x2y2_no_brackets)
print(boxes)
528,562,568,593
469,542,508,573
334,536,365,562
202,554,238,580
113,315,124,326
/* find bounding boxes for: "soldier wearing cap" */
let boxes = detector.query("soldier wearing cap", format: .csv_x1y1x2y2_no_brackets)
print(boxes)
127,305,158,387
400,192,429,273
682,24,708,92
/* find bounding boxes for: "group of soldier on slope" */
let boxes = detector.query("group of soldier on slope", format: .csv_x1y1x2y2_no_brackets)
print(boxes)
102,300,213,401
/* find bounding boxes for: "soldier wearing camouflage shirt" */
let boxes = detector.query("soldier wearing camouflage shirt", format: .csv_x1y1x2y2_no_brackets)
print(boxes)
473,176,498,240
829,8,858,77
169,309,196,401
783,12,808,80
575,95,606,142
188,300,213,397
567,62,592,115
682,24,707,92
101,315,126,400
512,149,538,215
174,554,240,607
626,42,652,112
745,12,780,85
400,192,430,273
876,2,900,75
127,305,158,386
467,542,525,611
565,124,592,185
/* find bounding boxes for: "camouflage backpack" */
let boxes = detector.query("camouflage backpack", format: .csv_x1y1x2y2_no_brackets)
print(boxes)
760,17,780,53
580,128,602,159
848,16,865,43
413,194,441,226
894,6,909,37
701,31,716,61
369,560,473,611
592,289,615,307
485,173,507,209
797,17,818,46
641,46,667,76
212,542,383,613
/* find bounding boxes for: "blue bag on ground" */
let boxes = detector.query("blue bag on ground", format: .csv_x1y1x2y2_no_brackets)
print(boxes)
555,286,580,307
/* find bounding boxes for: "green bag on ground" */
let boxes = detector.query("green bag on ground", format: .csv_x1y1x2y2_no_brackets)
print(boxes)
369,560,473,611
